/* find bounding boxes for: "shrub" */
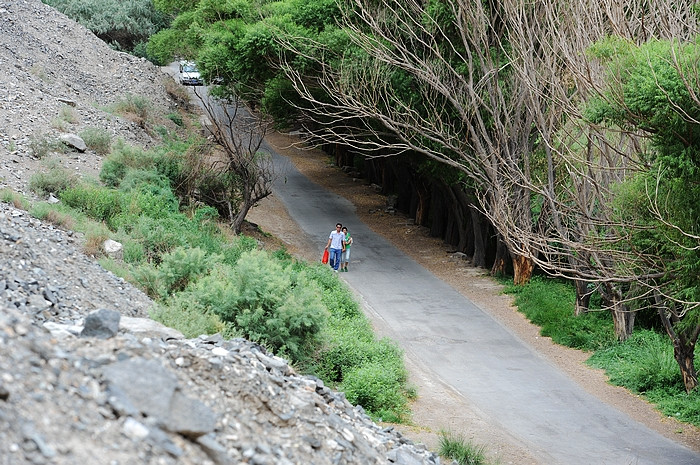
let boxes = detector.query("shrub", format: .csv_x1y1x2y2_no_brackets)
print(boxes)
60,184,122,223
504,276,614,351
173,250,327,363
587,330,683,393
167,112,184,126
0,189,29,209
31,203,75,230
220,234,259,265
100,140,152,187
131,263,161,298
121,239,146,264
29,165,78,196
82,222,110,257
29,134,63,159
156,247,218,298
59,104,78,124
112,94,150,125
339,361,408,420
79,127,111,155
150,301,226,339
126,215,189,259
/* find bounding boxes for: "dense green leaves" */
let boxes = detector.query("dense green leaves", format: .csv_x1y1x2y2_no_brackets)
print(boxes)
43,0,170,53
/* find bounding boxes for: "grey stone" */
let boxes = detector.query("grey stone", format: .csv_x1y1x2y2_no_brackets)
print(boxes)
102,358,178,419
119,316,184,340
59,133,87,152
166,390,216,438
81,308,120,339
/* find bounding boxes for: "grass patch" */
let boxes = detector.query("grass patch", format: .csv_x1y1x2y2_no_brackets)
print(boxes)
31,202,75,230
439,431,489,465
503,275,700,428
29,133,64,159
503,276,615,351
29,162,78,196
0,189,30,209
80,127,111,155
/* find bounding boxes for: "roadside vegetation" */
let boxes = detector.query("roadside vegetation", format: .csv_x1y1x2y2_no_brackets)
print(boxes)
438,431,488,465
503,276,700,427
2,91,412,423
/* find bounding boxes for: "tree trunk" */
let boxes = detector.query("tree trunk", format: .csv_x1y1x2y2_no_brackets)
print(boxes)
673,341,698,393
574,280,592,316
654,294,700,394
470,206,487,268
491,236,509,275
414,183,429,227
603,283,634,341
512,254,534,285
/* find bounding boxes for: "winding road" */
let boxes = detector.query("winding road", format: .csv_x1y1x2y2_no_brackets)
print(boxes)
265,143,700,465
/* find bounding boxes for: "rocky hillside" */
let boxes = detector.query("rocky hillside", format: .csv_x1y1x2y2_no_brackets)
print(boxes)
0,1,440,464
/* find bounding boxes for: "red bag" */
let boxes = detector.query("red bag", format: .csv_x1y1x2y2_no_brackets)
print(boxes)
321,249,329,264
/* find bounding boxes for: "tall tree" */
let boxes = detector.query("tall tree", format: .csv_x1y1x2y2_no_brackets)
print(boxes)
585,36,700,392
191,87,274,234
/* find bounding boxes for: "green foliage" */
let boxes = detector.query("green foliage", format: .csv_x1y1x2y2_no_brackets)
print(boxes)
340,361,408,421
0,189,29,209
29,164,78,196
150,301,227,339
167,112,184,126
503,276,615,351
100,139,187,189
588,329,700,427
79,128,112,155
60,183,123,223
647,389,700,427
111,94,151,122
168,250,327,363
157,246,219,297
588,330,683,393
43,0,170,53
438,431,488,465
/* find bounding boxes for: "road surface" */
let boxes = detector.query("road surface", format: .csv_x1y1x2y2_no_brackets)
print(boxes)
265,144,700,465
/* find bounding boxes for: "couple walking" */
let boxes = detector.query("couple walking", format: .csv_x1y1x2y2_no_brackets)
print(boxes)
324,223,353,272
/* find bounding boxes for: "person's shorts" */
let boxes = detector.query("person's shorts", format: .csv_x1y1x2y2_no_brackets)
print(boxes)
344,248,351,261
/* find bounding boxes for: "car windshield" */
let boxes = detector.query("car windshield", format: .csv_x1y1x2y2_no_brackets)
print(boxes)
183,64,198,73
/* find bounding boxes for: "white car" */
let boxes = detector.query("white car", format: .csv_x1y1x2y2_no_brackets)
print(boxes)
179,61,203,86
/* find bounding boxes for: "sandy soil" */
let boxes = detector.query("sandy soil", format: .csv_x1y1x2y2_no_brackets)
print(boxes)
245,130,700,464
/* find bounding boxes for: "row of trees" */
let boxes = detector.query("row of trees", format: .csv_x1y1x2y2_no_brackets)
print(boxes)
126,0,700,392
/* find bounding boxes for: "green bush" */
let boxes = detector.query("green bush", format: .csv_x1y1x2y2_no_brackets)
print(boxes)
29,134,63,159
131,263,161,298
60,184,122,223
79,127,111,155
313,318,399,382
340,361,408,421
121,238,146,264
171,250,327,363
29,166,78,196
588,330,683,393
167,112,184,126
150,301,226,339
157,246,218,298
100,140,153,187
113,94,150,121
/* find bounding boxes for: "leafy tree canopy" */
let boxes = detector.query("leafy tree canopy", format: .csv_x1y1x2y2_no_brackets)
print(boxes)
43,0,170,53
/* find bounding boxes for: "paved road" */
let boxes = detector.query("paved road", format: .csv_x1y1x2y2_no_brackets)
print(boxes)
266,147,700,465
